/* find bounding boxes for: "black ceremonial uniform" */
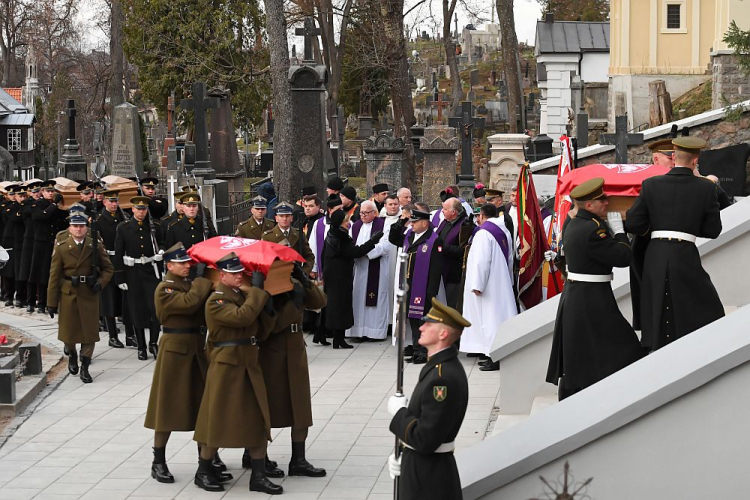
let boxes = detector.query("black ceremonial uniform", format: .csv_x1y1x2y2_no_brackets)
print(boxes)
10,199,28,304
114,215,165,356
546,209,644,398
147,195,169,219
0,199,15,301
625,167,724,350
165,214,217,251
161,210,182,228
19,197,38,308
389,346,468,500
97,209,127,318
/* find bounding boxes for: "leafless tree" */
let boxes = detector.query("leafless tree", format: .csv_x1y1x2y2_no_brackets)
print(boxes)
497,0,522,132
0,0,32,86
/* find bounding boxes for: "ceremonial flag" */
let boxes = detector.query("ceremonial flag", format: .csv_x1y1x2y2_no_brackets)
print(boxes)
552,135,574,250
516,162,549,310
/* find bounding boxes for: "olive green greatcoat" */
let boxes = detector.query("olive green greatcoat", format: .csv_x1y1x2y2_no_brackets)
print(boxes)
47,233,114,345
193,283,274,448
262,225,315,274
260,281,327,429
235,217,275,240
144,272,213,432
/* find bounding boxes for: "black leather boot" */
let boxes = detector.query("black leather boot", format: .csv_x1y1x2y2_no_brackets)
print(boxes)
332,330,352,349
194,457,224,492
241,450,283,477
212,452,227,471
249,458,283,495
135,328,148,360
148,323,160,359
125,324,137,347
151,447,174,483
79,356,93,383
211,452,233,482
26,302,34,313
68,350,79,375
288,441,326,477
106,317,124,348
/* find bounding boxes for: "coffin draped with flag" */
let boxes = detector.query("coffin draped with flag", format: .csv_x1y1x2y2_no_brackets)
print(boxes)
187,236,304,295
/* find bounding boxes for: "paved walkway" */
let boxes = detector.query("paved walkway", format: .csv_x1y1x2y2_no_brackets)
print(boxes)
0,307,499,499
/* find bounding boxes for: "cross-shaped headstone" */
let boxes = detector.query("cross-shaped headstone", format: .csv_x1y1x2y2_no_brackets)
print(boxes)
600,115,644,164
179,82,220,169
295,17,320,63
66,99,77,142
431,93,450,125
449,101,485,177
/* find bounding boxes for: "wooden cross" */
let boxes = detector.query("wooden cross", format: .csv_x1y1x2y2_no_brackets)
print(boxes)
431,93,450,125
449,101,485,177
295,16,320,63
179,82,220,167
600,115,644,164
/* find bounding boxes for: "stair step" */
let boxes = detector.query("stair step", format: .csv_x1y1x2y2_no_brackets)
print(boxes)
490,414,528,437
530,393,557,416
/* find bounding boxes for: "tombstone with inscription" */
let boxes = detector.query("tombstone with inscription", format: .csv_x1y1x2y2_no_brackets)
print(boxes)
410,125,425,163
57,99,87,181
421,126,459,207
179,81,219,180
487,133,530,197
470,69,480,87
289,16,332,195
364,133,407,194
111,102,144,178
208,88,245,192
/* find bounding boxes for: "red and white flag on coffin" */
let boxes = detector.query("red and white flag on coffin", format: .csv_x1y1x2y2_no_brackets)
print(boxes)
187,236,304,275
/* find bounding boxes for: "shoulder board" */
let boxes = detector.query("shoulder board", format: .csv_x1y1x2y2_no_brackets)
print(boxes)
167,219,180,228
214,291,224,295
591,219,600,227
238,220,247,226
435,363,443,377
263,229,275,235
55,240,63,246
165,279,174,283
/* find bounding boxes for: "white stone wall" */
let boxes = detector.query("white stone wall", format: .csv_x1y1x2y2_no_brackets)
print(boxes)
581,52,609,83
538,54,579,145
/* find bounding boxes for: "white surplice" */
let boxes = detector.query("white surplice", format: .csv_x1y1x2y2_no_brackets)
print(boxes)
460,217,517,355
308,217,329,274
383,215,400,322
346,220,392,339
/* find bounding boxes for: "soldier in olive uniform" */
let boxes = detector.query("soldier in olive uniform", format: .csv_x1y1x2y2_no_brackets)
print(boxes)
193,252,281,495
235,196,275,239
47,212,114,383
250,265,327,478
262,202,314,274
114,196,165,360
140,177,169,219
165,192,217,250
387,298,471,500
144,243,217,484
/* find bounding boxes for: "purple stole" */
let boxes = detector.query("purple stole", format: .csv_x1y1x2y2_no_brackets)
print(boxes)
404,229,439,319
431,210,442,227
351,217,385,307
315,218,327,277
478,221,510,261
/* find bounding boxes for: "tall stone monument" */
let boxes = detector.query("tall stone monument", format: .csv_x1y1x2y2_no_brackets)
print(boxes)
179,81,219,180
208,88,245,192
364,133,407,194
487,133,530,199
421,125,459,208
289,16,332,196
448,101,485,203
57,99,87,181
111,102,144,178
160,91,176,169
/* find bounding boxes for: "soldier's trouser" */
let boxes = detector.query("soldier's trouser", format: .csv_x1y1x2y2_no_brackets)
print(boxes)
14,280,26,301
408,318,426,357
64,343,95,358
1,277,13,299
26,282,37,305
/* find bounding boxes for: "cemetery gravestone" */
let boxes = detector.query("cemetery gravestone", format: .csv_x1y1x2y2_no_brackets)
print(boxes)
470,69,480,87
421,126,460,207
487,133,530,197
111,102,144,178
57,99,87,181
364,133,407,195
448,101,485,202
600,115,644,164
179,81,220,179
208,88,246,192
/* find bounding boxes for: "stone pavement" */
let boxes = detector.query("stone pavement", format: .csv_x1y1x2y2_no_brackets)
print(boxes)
0,307,499,500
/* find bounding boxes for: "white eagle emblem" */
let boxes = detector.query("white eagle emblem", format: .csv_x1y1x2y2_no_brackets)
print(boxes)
603,164,651,174
219,236,257,250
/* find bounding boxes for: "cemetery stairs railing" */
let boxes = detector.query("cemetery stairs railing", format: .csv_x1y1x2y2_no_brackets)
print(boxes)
458,301,750,499
487,195,750,418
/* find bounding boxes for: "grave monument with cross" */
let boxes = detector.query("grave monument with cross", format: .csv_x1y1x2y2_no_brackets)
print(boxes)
600,114,644,164
449,101,485,202
179,81,219,179
57,99,87,180
431,93,450,125
288,15,332,196
161,91,177,169
110,102,144,178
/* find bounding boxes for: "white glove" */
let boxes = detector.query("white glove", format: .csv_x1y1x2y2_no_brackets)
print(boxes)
544,250,557,262
387,395,408,417
606,212,624,235
118,283,128,291
152,250,164,262
388,453,401,479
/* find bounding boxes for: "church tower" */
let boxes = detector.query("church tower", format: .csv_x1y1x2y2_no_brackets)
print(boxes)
22,46,38,147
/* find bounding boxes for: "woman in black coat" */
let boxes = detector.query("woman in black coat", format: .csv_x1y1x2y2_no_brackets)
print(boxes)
323,209,383,348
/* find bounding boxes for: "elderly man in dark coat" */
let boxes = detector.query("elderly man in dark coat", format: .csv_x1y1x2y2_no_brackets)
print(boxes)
547,178,644,400
323,209,383,348
47,212,114,383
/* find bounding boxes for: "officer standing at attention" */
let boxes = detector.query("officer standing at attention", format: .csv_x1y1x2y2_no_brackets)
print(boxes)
144,243,220,484
262,202,315,274
236,196,275,239
546,178,644,400
386,298,470,500
626,137,724,351
47,212,114,383
140,177,169,219
114,196,165,360
193,252,281,494
165,192,217,250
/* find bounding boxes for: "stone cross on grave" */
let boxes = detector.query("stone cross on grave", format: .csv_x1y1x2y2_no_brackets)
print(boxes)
166,91,175,138
66,99,77,143
179,81,220,174
449,101,486,178
295,16,320,63
600,115,644,164
431,93,450,125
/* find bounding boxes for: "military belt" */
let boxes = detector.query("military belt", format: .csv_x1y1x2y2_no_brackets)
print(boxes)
278,323,302,334
63,275,95,283
213,337,257,347
402,441,455,453
566,271,613,283
106,250,115,256
163,327,202,334
651,230,697,243
123,255,155,266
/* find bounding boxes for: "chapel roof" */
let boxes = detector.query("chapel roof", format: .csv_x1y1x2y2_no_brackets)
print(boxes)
3,88,22,103
535,19,610,54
